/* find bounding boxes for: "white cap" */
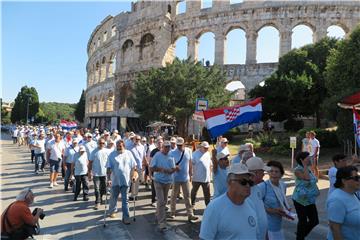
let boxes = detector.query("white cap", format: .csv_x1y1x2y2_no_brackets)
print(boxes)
113,130,119,134
176,137,185,145
72,138,79,143
141,137,147,142
227,163,254,176
170,137,177,143
216,152,230,160
163,140,171,147
79,145,86,152
85,132,92,137
220,138,229,143
200,141,210,148
239,144,250,152
246,157,271,171
129,132,135,138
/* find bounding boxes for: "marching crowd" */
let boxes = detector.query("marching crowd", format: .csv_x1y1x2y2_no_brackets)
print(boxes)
1,125,360,240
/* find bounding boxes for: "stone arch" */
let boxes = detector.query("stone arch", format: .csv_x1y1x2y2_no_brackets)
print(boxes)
291,21,316,33
106,90,114,112
122,39,134,65
92,96,98,113
226,28,246,64
225,25,247,36
95,61,100,84
99,94,105,112
139,33,155,61
327,25,346,39
326,22,349,34
174,36,188,60
108,52,116,77
197,31,215,65
100,57,107,82
176,0,186,15
255,22,280,33
292,24,314,49
256,26,280,63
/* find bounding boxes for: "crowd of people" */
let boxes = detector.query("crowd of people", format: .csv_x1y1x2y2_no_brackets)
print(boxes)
1,125,360,240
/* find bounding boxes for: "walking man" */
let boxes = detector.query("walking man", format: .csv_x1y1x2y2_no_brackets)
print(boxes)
63,139,79,191
106,140,137,224
33,133,46,174
89,138,111,209
71,145,89,201
46,133,65,188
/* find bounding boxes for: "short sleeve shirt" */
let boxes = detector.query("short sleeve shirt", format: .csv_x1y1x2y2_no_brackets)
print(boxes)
73,152,88,176
34,139,46,154
150,152,175,184
90,148,111,176
309,138,320,157
48,141,65,161
64,145,79,164
192,150,212,183
213,167,228,199
170,148,192,182
106,150,136,187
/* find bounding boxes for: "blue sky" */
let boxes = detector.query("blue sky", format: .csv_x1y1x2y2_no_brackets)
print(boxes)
2,1,346,104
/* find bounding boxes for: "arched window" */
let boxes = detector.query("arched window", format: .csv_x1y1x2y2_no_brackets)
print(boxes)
198,32,215,65
100,57,106,81
327,25,346,39
139,33,155,61
99,95,105,112
167,4,171,14
95,62,100,83
106,91,114,112
257,26,280,63
122,39,134,65
292,25,313,49
103,31,108,42
109,53,116,77
174,36,188,60
176,0,186,14
111,25,116,37
226,28,246,64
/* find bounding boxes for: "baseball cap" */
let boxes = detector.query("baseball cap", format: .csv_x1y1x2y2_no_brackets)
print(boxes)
200,141,210,148
85,132,92,137
79,146,86,152
163,140,171,147
239,144,250,152
246,157,271,171
129,132,135,138
220,138,229,143
113,130,119,134
170,137,177,143
216,152,230,160
227,163,254,176
176,137,185,145
141,137,147,142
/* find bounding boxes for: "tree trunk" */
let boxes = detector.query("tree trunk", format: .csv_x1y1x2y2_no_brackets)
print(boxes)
315,110,321,128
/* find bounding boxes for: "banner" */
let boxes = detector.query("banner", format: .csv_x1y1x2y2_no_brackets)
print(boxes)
353,107,360,147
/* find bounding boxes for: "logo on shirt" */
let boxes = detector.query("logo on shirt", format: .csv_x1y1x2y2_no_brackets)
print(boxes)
248,216,256,227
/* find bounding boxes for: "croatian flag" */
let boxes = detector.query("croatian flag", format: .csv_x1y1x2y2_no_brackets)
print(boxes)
203,98,262,138
60,120,78,130
353,107,360,147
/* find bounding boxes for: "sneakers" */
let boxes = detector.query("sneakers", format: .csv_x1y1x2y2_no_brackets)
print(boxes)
53,182,59,186
83,197,89,201
49,182,54,188
94,203,100,210
150,202,156,207
109,213,117,218
73,197,78,201
167,213,175,219
188,215,199,222
122,218,131,225
35,171,39,175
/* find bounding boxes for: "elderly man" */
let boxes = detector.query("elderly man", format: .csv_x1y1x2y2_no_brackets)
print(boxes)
216,137,230,156
191,141,212,208
46,133,65,188
213,152,230,199
1,188,44,239
125,132,135,150
200,163,258,239
89,138,111,209
149,137,164,206
169,137,198,222
231,144,250,165
130,135,145,200
71,145,89,201
63,138,79,191
170,137,177,151
33,133,46,174
247,156,271,240
84,132,97,158
111,129,121,143
150,141,177,230
106,140,137,225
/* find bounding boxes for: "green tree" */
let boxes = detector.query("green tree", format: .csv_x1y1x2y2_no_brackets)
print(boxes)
1,108,11,124
39,102,76,123
249,38,338,127
325,25,360,142
11,86,39,123
74,90,85,123
132,58,231,136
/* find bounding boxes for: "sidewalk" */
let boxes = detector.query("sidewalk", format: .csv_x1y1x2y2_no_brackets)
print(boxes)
1,133,329,239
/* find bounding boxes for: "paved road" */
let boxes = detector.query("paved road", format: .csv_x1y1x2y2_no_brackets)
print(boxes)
1,133,329,239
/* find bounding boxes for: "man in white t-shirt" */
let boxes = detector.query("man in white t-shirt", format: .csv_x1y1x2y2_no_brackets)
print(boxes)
46,133,65,188
309,131,320,178
33,133,46,174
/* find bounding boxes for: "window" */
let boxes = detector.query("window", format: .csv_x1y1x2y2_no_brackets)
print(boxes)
103,31,108,42
111,25,116,37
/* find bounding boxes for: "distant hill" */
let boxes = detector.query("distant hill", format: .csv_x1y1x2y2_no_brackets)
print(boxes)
39,102,76,123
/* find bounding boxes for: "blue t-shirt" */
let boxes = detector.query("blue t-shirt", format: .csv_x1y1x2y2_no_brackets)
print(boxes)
73,152,88,176
150,151,175,184
130,144,145,170
258,180,287,232
90,148,111,176
248,184,268,239
192,150,211,183
200,193,257,240
327,188,360,240
170,148,191,182
213,167,228,199
106,150,136,187
64,145,78,164
231,155,241,165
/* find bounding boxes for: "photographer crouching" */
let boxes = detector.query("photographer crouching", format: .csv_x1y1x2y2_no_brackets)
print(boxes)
1,188,44,239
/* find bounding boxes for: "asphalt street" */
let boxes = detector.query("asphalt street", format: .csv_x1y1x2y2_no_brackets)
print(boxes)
0,133,329,239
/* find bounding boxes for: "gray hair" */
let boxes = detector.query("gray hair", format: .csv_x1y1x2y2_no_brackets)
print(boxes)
16,188,32,201
227,173,236,183
241,151,253,163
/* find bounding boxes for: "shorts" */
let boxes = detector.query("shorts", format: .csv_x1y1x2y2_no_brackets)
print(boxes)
309,155,318,165
49,159,61,173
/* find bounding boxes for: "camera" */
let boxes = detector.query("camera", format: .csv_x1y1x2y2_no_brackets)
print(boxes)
32,208,45,220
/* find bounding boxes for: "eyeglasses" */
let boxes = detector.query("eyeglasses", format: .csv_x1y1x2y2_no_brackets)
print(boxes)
99,142,105,145
345,176,360,181
231,178,254,187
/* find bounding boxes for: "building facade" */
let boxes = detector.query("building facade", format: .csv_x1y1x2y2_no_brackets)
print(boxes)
85,0,360,131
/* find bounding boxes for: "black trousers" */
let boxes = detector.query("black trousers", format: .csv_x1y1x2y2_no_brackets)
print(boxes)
151,180,156,203
31,150,35,162
93,176,106,204
293,200,319,240
191,181,211,206
74,175,89,199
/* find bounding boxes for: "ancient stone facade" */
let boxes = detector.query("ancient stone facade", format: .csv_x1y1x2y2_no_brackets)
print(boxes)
85,0,360,130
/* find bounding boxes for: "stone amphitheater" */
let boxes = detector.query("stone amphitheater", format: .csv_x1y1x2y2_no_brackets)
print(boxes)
85,0,360,131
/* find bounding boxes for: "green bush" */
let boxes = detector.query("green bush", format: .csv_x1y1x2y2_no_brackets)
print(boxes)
284,118,304,132
268,145,290,156
297,128,339,148
255,133,278,147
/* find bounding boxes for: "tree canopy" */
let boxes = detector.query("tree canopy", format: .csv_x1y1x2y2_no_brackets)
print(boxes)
38,102,76,124
325,25,360,141
11,86,39,123
249,37,338,128
74,90,85,123
132,58,232,135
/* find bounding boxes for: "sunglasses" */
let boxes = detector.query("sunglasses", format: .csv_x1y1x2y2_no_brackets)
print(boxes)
345,176,360,181
231,178,254,187
99,142,106,145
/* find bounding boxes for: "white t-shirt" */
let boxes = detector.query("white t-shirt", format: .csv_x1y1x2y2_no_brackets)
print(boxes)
48,141,65,160
328,166,337,196
192,150,212,183
34,139,46,154
248,184,268,240
309,138,320,157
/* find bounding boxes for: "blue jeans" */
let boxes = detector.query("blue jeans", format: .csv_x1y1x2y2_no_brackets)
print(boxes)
64,163,72,190
109,185,129,220
35,153,45,171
